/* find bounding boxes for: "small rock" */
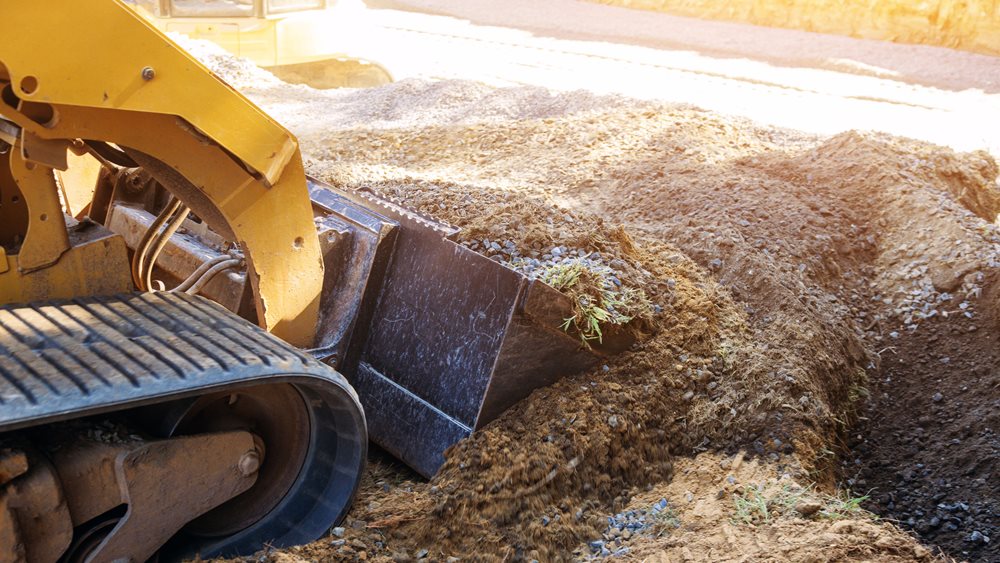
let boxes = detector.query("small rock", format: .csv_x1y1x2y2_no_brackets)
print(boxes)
932,392,943,403
608,415,619,428
416,548,429,559
331,539,346,547
332,527,346,538
968,530,988,543
795,501,822,517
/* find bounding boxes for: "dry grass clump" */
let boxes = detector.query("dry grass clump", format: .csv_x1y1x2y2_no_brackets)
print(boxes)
537,258,654,345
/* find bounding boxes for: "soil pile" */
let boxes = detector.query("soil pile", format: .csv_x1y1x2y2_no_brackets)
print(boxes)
188,43,999,562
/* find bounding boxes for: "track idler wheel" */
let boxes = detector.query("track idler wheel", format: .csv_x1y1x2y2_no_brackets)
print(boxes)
150,379,367,558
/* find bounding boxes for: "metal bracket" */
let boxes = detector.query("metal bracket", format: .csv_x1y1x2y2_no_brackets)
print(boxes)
7,151,70,273
69,431,259,563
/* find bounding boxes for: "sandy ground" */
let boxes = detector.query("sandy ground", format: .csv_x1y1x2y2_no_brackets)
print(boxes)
311,0,1000,157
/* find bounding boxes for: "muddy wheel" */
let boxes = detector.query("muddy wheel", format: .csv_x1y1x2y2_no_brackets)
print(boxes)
147,378,366,558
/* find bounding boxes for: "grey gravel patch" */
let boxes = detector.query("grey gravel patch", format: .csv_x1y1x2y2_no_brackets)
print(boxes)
577,498,678,559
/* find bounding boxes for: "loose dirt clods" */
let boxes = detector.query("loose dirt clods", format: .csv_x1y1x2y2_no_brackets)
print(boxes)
189,42,1000,562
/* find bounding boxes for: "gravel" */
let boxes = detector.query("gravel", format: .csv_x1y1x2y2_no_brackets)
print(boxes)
865,191,1000,339
579,498,677,559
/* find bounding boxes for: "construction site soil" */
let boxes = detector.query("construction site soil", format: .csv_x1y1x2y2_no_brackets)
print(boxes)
193,45,999,562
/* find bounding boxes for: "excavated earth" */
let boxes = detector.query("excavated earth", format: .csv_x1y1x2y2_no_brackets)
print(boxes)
190,44,999,562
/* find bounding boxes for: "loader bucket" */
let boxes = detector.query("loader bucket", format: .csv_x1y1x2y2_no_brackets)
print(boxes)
309,180,634,477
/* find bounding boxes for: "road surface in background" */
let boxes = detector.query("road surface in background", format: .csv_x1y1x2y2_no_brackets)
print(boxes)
318,0,1000,158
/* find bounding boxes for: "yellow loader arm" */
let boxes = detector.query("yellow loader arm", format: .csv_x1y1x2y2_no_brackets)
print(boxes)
0,0,323,346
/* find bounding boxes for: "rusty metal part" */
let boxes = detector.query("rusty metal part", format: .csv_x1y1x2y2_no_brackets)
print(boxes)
153,385,310,538
48,439,130,528
0,451,28,486
0,450,73,563
81,431,259,562
0,449,29,562
0,493,25,562
1,430,258,563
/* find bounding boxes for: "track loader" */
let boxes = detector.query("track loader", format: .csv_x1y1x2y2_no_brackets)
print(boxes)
0,1,631,560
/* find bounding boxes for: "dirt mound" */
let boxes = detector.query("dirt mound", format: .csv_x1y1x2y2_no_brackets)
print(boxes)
189,56,1000,559
308,102,997,560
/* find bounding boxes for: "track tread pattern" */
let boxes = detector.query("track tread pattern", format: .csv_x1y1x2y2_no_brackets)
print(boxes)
0,292,336,431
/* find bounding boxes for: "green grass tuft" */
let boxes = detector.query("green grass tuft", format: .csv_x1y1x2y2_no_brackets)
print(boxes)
537,259,652,346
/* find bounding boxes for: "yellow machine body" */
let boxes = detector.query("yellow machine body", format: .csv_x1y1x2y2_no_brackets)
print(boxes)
0,0,324,346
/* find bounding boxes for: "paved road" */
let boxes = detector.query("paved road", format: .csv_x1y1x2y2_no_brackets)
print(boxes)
328,0,1000,156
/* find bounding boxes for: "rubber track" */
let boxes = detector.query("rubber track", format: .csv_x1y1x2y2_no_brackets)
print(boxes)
0,292,345,432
